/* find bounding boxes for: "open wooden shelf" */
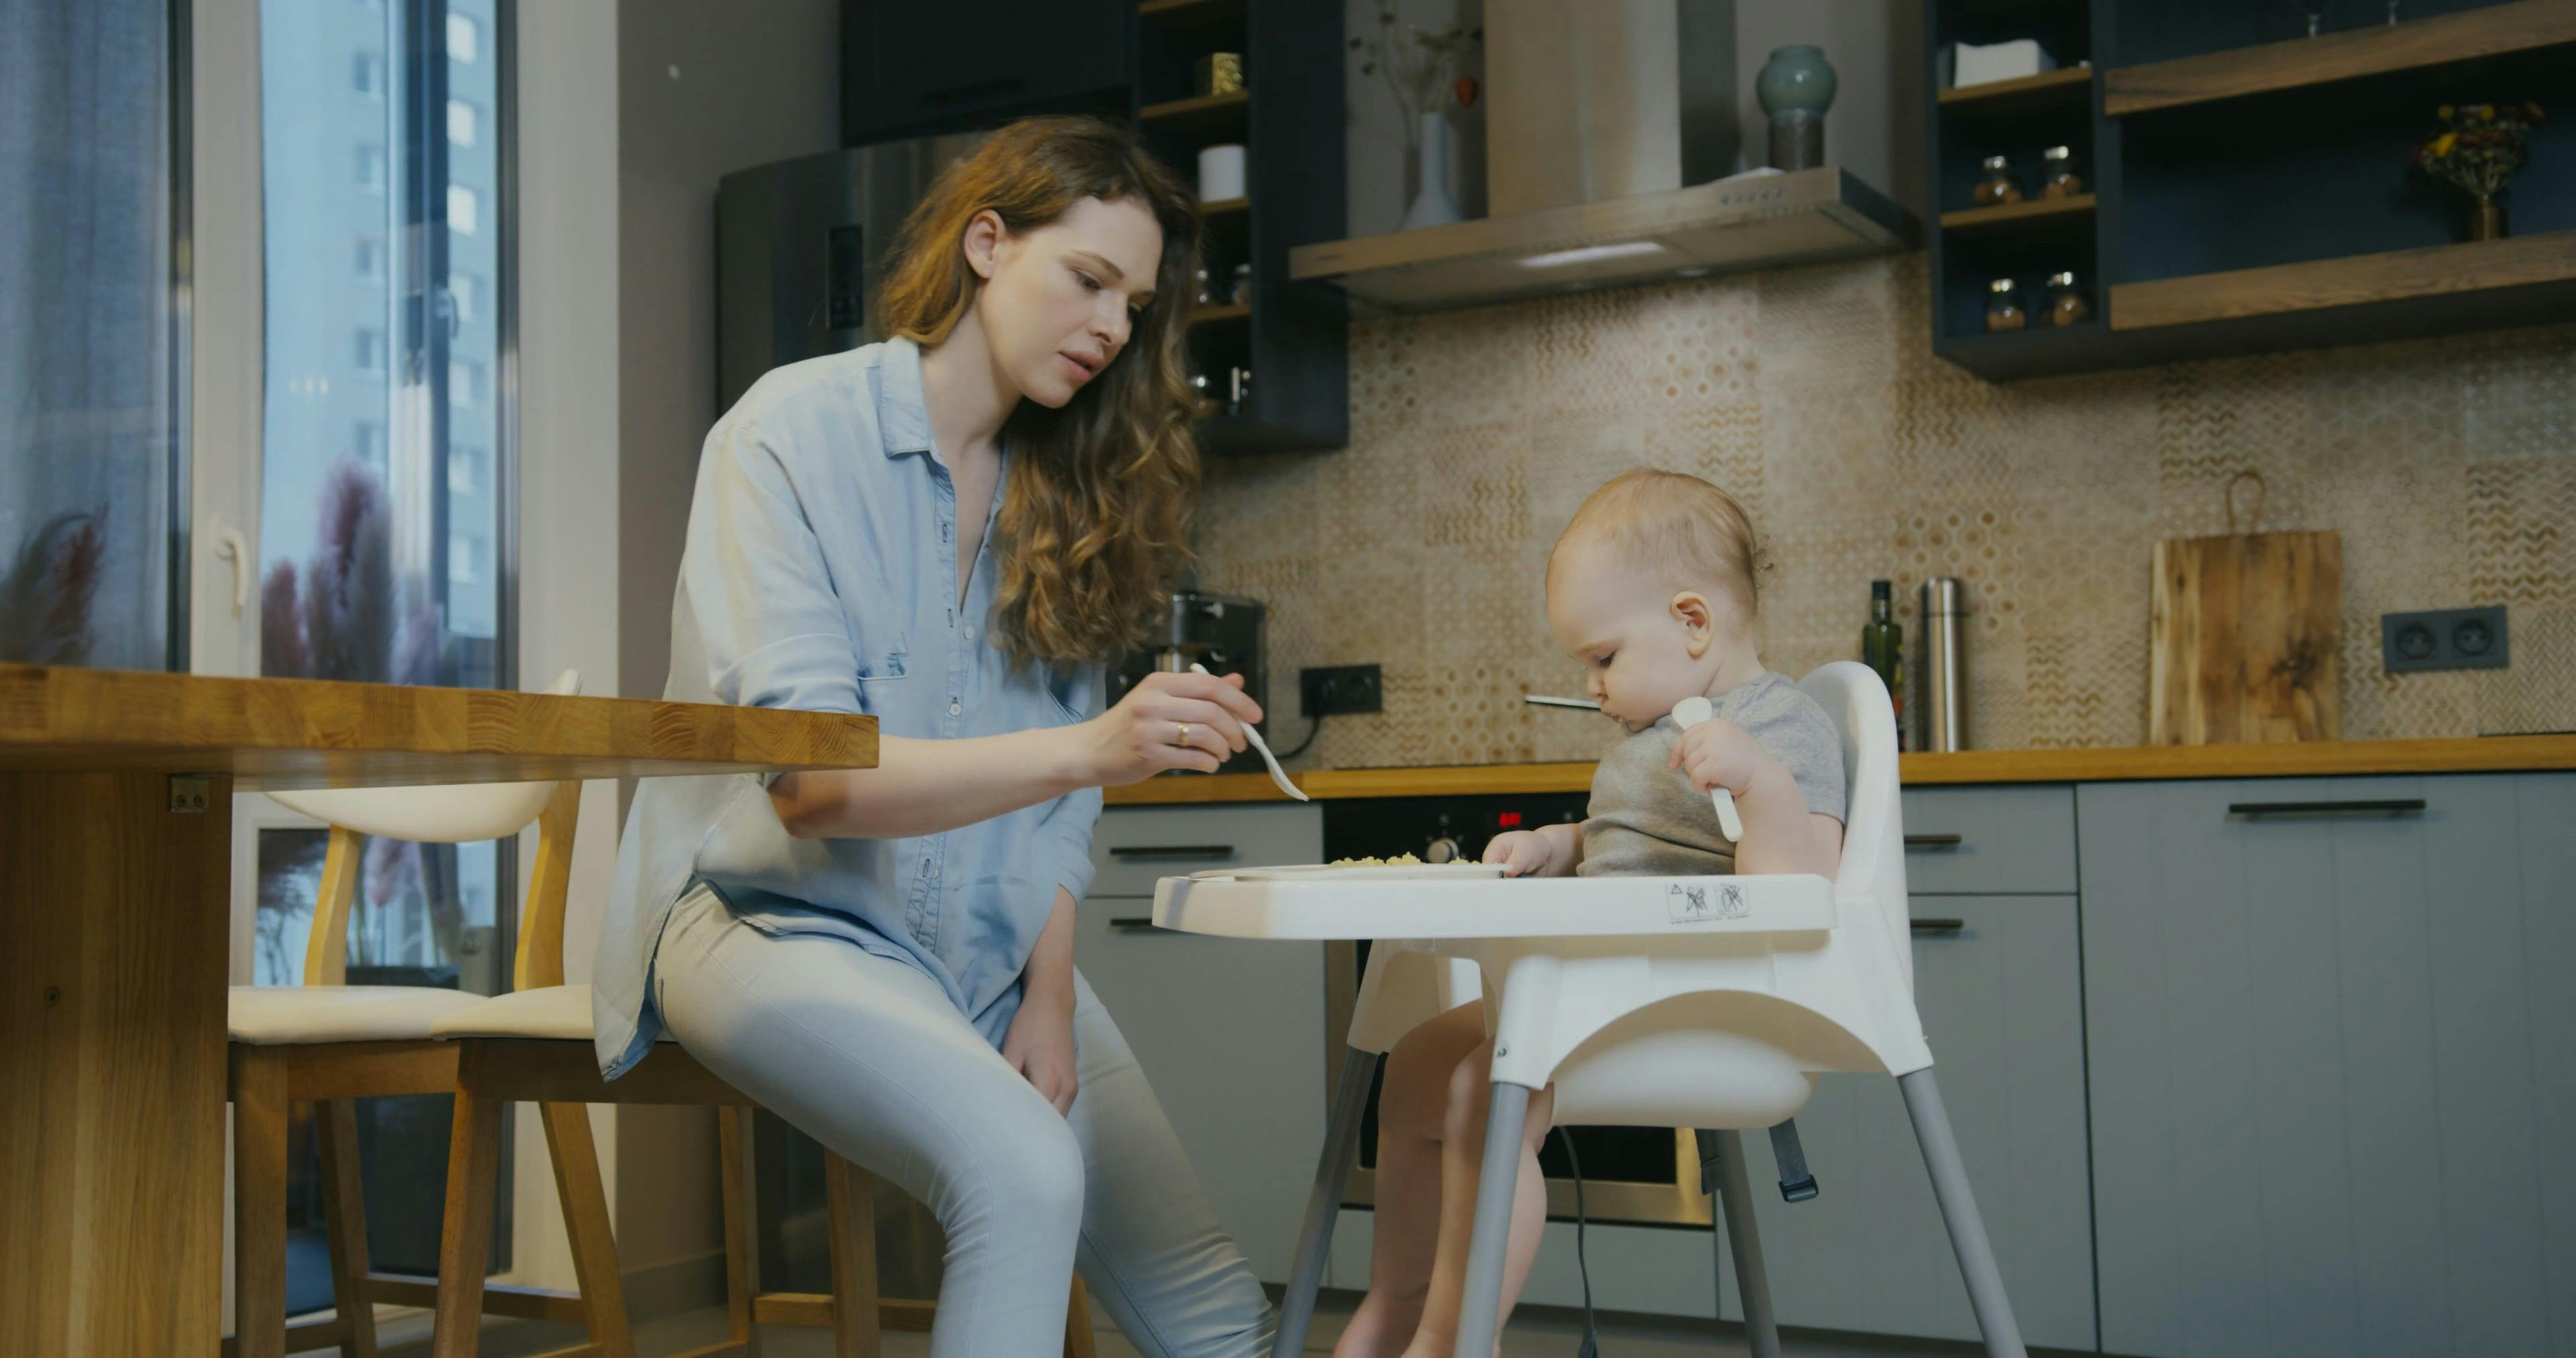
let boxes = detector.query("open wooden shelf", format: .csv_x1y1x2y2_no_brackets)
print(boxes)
1941,193,2096,234
1937,65,2093,113
1140,0,1234,15
1189,302,1251,326
1140,89,1249,144
1199,196,1249,219
2106,0,2576,116
2111,230,2576,330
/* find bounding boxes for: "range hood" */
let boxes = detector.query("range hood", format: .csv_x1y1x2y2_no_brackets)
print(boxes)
1291,1,1917,313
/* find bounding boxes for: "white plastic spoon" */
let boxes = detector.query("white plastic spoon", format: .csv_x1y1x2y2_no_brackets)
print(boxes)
1669,695,1745,842
1190,663,1308,802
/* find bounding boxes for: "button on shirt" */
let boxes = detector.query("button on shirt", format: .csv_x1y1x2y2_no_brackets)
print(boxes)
592,339,1104,1078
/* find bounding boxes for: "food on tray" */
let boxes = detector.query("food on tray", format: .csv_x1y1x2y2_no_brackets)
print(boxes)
1327,853,1424,867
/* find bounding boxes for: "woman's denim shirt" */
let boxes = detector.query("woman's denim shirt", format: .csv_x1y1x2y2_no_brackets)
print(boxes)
593,339,1103,1077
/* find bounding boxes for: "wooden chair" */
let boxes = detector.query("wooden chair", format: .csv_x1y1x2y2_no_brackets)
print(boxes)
425,911,1104,1358
223,677,637,1358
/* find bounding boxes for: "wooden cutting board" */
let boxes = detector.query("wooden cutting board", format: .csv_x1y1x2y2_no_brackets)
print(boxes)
2149,479,2341,744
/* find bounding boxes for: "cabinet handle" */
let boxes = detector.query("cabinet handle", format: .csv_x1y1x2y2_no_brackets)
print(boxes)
1108,916,1165,933
1904,834,1964,850
2227,799,2426,818
1909,918,1966,934
1108,844,1234,860
920,75,1028,105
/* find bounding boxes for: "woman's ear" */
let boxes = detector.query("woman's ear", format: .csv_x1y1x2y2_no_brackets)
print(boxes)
961,209,1006,281
1672,591,1715,659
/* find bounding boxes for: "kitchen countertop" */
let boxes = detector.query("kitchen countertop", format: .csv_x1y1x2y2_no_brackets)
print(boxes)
1102,734,2576,806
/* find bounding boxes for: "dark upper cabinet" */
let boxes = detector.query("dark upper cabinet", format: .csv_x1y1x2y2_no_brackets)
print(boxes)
843,0,1133,145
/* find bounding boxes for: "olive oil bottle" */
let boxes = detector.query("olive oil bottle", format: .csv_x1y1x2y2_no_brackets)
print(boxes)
1862,580,1905,750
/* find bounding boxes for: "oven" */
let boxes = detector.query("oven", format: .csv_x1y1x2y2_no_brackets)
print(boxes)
1322,793,1713,1229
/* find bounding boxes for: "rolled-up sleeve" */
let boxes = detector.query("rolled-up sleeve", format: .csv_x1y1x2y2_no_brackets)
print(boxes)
685,416,861,720
1030,663,1106,902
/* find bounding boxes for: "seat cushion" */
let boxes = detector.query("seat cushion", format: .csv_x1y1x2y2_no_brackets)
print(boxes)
228,985,484,1045
428,983,676,1042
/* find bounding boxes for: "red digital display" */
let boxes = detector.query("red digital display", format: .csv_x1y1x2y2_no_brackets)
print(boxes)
1497,811,1522,828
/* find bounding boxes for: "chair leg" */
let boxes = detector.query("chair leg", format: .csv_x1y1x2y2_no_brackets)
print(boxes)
232,1050,292,1358
541,1102,637,1358
1709,1129,1781,1358
822,1151,882,1358
1450,1079,1532,1358
315,1099,382,1358
1275,1047,1379,1358
716,1107,765,1356
1063,1274,1099,1358
430,1050,505,1358
1898,1069,2028,1358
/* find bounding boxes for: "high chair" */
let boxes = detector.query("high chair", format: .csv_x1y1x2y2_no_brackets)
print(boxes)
1152,662,2026,1358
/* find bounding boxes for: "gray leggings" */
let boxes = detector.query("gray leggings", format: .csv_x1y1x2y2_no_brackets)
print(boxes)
651,885,1277,1357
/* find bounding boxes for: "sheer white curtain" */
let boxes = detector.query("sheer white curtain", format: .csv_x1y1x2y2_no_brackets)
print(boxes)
0,0,182,670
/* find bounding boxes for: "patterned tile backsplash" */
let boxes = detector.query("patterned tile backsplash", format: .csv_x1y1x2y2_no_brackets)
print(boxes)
1190,253,2576,769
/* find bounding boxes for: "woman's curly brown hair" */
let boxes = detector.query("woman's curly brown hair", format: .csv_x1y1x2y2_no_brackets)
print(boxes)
877,116,1203,667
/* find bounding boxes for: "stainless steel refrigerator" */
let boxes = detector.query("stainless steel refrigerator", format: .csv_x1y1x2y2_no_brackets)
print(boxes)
715,133,993,1299
717,131,991,415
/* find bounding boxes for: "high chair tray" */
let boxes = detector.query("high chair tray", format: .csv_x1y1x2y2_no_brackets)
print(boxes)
1151,871,1837,940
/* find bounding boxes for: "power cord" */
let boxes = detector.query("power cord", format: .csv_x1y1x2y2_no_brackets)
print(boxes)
1272,712,1322,760
1557,1127,1600,1358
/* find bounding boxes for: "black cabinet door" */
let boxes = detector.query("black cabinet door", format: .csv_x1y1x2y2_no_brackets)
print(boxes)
844,0,1130,144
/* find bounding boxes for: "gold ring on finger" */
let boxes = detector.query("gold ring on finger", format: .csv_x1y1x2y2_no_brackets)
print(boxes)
1173,722,1191,747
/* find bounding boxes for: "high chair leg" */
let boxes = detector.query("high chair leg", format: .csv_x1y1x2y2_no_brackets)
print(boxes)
1450,1080,1532,1358
1273,1048,1379,1358
1708,1129,1781,1358
541,1102,636,1358
1900,1070,2028,1358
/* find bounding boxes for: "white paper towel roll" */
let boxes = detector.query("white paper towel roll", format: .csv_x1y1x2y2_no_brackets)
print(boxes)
1197,143,1246,202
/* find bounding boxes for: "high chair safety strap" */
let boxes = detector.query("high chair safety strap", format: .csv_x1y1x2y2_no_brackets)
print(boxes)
1770,1121,1819,1202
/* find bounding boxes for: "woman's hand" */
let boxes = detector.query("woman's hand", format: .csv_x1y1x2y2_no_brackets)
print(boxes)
1077,669,1265,785
1670,716,1766,797
1003,989,1079,1116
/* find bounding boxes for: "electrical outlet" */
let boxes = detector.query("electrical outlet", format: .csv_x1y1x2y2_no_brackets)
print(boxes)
1300,664,1383,717
2381,606,2509,673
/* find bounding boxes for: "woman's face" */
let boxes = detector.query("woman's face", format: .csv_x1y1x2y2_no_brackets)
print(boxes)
966,194,1165,409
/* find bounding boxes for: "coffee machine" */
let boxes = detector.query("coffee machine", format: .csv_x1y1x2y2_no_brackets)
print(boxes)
1111,588,1267,775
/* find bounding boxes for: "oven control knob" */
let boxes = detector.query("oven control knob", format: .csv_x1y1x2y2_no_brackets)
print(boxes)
1424,836,1462,864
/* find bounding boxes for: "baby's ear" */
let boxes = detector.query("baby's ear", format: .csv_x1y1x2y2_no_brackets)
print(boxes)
1670,590,1714,632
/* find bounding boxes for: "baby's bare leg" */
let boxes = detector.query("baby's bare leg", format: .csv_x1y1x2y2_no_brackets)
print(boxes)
1401,1039,1556,1358
1334,1001,1489,1358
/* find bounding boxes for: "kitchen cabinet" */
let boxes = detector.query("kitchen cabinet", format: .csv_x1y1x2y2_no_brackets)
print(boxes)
841,0,1131,145
2080,773,2576,1358
1738,895,2096,1349
1079,801,1326,1283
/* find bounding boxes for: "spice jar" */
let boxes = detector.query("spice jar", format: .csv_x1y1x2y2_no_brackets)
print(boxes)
1972,155,2023,207
2043,271,2090,327
2039,144,2083,199
1229,262,1253,306
1984,277,2027,333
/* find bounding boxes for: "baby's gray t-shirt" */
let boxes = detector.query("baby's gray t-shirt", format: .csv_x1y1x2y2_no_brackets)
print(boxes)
1578,672,1847,878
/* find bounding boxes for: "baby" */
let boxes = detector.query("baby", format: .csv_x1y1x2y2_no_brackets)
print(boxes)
1336,469,1847,1358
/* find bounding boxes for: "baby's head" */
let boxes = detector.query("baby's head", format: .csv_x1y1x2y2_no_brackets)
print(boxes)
1545,469,1766,732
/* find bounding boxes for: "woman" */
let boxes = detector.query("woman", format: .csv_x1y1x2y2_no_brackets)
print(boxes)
593,117,1275,1355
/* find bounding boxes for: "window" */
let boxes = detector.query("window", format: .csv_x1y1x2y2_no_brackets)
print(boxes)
447,13,478,64
447,99,476,148
355,237,383,280
356,144,385,192
352,52,384,99
448,534,484,583
447,184,477,235
353,421,384,461
452,273,481,324
447,445,481,494
354,328,385,374
450,357,486,406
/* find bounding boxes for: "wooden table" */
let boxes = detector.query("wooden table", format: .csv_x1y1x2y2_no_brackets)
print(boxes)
0,664,877,1357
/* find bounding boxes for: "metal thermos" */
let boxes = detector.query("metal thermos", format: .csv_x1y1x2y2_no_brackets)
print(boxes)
1919,577,1969,752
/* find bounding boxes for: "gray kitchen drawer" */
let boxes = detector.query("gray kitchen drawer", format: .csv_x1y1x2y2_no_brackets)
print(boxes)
1897,785,2077,895
1089,801,1324,898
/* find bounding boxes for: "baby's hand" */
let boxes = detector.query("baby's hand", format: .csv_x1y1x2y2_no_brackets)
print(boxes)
1482,829,1558,878
1670,716,1764,797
